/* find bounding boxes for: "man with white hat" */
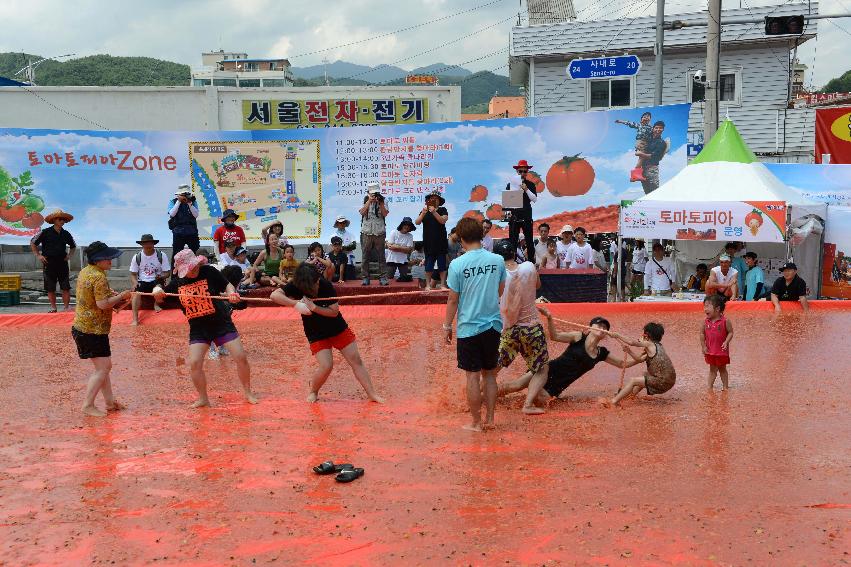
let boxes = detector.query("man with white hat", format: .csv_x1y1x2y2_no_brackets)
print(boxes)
358,181,390,286
332,215,357,270
168,184,200,258
30,209,77,312
555,224,573,268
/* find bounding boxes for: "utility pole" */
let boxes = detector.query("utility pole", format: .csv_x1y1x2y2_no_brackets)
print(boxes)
654,0,665,105
704,0,722,141
323,57,330,86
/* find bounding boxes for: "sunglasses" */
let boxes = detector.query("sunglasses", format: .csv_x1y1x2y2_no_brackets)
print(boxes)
516,169,529,173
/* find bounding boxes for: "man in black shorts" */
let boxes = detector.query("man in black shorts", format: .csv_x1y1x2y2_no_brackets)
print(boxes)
30,209,76,312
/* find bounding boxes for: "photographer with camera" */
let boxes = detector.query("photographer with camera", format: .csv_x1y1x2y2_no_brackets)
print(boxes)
505,160,538,264
358,181,390,286
168,184,200,258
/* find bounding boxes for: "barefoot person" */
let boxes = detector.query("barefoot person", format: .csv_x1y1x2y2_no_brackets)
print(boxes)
72,241,132,417
607,322,676,406
701,294,734,390
444,217,507,431
152,249,257,407
270,263,384,403
499,307,637,409
492,239,549,415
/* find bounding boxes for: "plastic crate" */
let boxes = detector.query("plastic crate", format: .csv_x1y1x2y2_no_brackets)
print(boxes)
0,274,21,291
0,290,20,306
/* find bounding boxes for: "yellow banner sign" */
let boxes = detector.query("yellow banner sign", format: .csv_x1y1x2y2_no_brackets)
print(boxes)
242,98,429,129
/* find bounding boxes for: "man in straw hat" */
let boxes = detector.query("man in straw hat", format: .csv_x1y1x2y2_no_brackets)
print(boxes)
152,248,257,407
129,233,170,325
358,181,390,286
31,209,77,312
168,184,200,258
72,241,132,417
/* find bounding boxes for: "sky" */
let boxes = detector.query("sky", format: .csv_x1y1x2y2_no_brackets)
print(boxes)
0,0,847,89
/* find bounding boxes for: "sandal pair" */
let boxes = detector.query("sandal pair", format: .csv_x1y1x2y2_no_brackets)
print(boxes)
312,461,365,483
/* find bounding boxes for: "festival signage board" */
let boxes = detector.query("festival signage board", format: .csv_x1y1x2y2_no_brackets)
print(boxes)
241,98,429,129
568,55,641,80
620,200,787,242
0,104,691,246
814,106,851,164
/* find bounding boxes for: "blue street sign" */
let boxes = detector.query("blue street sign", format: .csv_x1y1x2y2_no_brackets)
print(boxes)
567,55,641,80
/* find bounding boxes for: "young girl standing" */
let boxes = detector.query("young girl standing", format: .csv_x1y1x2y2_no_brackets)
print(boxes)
537,238,559,269
701,294,734,390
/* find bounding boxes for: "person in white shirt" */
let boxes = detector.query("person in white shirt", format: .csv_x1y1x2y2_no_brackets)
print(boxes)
217,239,240,266
385,216,415,281
555,224,574,267
534,223,551,261
705,254,739,299
332,215,358,267
590,237,608,272
644,242,679,295
129,233,170,325
482,219,495,252
630,239,649,286
565,227,595,269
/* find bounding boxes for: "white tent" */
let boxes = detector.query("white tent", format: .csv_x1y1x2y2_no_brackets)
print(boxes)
634,120,826,297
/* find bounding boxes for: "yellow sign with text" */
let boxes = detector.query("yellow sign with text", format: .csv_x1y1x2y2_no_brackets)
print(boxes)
242,98,429,129
830,111,851,142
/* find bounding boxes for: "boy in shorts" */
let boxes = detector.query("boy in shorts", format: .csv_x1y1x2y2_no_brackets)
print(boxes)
607,322,676,406
72,241,132,417
152,249,257,408
444,218,507,431
492,239,549,415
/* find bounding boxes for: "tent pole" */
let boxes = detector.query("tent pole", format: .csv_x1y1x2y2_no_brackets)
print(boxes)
617,230,624,302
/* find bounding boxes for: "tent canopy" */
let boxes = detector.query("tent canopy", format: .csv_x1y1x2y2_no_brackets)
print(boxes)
639,120,819,206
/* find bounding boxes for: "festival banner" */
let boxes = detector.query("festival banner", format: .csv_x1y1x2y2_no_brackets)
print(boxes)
0,103,690,246
242,98,429,129
619,200,787,242
814,106,851,164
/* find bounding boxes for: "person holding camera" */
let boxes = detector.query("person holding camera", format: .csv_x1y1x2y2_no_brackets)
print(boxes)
168,184,200,258
358,181,390,286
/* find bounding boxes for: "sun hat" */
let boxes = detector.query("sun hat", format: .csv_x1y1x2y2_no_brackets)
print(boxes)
425,190,446,206
493,239,515,260
174,248,208,278
512,159,533,170
367,181,382,194
136,233,159,245
44,209,74,223
234,246,247,256
397,216,416,231
781,262,798,271
334,215,350,227
220,209,238,222
85,241,122,262
175,184,192,196
560,224,574,234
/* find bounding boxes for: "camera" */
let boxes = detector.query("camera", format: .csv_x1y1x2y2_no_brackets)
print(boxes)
693,70,706,84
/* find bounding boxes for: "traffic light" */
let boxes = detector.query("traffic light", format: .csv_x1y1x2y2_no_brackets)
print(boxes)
765,15,805,35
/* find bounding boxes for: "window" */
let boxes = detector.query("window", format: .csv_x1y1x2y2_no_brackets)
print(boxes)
238,79,261,87
241,62,259,72
193,79,211,86
261,79,289,87
212,78,237,87
690,71,740,104
587,78,633,109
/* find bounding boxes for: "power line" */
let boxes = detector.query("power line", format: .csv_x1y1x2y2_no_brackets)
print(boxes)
827,17,851,37
14,85,108,130
287,0,509,60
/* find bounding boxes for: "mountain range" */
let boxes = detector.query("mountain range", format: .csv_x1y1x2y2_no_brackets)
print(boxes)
290,60,474,83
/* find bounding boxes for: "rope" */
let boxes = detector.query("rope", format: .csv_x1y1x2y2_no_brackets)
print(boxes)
132,288,447,304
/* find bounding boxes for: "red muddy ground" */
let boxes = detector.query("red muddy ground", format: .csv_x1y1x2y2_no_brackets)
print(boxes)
0,304,849,565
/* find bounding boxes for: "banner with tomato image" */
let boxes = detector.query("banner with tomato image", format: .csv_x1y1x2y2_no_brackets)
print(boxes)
620,200,787,243
0,103,691,246
814,107,851,164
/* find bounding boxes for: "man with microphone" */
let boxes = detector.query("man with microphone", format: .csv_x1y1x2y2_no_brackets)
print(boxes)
505,159,538,264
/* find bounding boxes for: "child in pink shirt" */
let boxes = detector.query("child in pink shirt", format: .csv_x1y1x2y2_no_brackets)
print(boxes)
700,294,734,390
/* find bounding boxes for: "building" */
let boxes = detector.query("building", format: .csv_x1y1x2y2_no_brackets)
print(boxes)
510,2,818,162
461,95,527,120
0,85,461,130
192,50,294,88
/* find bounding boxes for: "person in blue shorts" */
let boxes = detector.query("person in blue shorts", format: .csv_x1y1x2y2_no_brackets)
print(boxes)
443,217,507,432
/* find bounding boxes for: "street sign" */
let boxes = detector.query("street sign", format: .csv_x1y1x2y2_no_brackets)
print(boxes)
567,55,641,80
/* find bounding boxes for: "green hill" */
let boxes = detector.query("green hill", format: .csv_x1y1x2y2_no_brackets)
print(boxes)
821,69,851,93
0,53,189,86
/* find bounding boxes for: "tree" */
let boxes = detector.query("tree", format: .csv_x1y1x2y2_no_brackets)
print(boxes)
821,69,851,93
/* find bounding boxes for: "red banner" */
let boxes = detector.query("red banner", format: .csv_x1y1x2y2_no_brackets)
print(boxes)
815,106,851,164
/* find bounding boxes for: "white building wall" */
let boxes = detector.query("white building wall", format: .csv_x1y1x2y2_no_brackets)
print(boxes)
0,86,462,131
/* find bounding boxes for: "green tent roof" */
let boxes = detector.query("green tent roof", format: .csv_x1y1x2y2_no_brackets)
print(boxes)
691,119,758,165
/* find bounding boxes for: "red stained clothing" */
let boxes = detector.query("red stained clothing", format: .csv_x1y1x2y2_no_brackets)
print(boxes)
704,315,730,366
213,225,246,253
309,327,356,355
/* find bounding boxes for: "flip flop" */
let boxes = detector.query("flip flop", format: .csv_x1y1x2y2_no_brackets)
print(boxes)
335,467,364,483
312,461,354,475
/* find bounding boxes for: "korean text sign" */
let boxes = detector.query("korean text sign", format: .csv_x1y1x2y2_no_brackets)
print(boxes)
242,98,429,129
620,200,787,242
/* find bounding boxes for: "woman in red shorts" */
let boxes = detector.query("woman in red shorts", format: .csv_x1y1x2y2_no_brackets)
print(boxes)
271,263,384,403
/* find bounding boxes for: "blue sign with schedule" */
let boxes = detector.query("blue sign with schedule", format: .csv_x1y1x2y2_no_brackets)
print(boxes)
568,55,641,79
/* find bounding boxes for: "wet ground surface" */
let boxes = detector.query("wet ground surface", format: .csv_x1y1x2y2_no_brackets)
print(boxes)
1,306,849,565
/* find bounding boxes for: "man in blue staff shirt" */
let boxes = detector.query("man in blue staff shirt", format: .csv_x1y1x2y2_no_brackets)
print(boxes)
444,217,506,433
742,252,766,301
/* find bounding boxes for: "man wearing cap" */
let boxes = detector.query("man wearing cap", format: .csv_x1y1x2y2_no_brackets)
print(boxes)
72,241,131,417
705,254,739,300
386,216,416,282
416,190,450,290
212,209,246,260
332,215,357,273
505,159,538,264
129,234,170,325
168,184,200,258
30,209,77,312
358,182,390,286
555,225,574,267
771,262,809,312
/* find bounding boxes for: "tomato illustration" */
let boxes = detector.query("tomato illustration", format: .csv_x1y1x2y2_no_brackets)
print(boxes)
1,204,26,223
526,170,546,193
485,204,503,220
21,212,44,228
469,185,488,202
744,209,763,236
546,155,596,197
463,210,485,222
